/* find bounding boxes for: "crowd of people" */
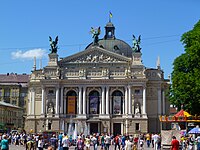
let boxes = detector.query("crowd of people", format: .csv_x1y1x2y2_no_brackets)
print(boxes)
0,131,200,150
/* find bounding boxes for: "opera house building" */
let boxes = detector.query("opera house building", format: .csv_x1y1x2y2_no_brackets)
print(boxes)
25,21,170,135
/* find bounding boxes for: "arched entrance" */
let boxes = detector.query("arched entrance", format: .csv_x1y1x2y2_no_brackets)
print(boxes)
89,90,100,114
66,90,77,114
112,90,123,114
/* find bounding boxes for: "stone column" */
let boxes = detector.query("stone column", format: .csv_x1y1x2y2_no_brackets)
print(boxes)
83,86,86,115
106,86,109,114
158,88,162,115
87,95,89,114
125,119,129,134
64,95,66,114
102,86,105,114
125,87,128,114
75,123,77,135
162,90,165,114
78,87,82,114
29,90,32,115
128,86,132,114
60,87,64,114
31,88,35,115
142,86,146,114
41,87,46,115
56,87,60,114
88,123,90,135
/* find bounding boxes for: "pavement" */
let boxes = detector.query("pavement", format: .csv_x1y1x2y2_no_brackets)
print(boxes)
9,144,155,150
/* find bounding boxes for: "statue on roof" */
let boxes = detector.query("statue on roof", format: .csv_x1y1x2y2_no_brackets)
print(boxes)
132,35,141,52
49,36,58,53
90,27,101,45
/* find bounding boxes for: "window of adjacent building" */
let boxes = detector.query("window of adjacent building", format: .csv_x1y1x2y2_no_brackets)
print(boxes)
0,88,2,96
12,88,18,97
136,123,140,131
20,93,26,97
4,88,10,96
12,100,17,105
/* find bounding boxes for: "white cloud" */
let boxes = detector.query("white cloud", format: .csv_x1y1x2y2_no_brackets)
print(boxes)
11,48,47,60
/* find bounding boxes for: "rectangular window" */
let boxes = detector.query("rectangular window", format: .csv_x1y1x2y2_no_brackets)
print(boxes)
12,89,17,97
12,100,17,105
48,90,54,95
4,88,10,97
135,123,140,131
135,89,140,95
0,89,2,96
20,93,26,97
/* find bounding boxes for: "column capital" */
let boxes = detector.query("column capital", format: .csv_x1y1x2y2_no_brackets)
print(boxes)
101,85,106,88
55,85,60,89
127,85,132,88
41,84,46,89
142,83,146,89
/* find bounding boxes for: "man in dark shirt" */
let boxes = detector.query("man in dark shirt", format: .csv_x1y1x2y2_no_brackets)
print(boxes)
50,134,58,150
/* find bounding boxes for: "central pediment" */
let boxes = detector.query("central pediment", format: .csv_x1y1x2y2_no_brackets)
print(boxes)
60,46,131,64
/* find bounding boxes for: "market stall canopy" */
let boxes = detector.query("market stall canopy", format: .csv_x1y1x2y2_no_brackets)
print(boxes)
188,126,200,134
175,109,192,117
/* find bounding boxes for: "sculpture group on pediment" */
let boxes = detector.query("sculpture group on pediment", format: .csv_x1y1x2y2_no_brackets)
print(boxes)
74,54,118,63
86,55,92,61
91,55,98,62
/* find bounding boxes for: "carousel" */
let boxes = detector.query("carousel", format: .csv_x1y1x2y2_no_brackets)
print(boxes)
160,109,200,130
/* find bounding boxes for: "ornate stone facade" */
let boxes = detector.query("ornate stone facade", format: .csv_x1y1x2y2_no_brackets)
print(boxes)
25,21,170,135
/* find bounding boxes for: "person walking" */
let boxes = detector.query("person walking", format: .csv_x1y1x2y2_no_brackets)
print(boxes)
50,134,58,150
76,136,84,150
91,134,98,150
105,134,111,150
146,133,151,148
1,135,9,150
38,135,44,150
62,133,69,150
170,136,179,150
196,134,200,150
85,135,91,150
114,134,120,150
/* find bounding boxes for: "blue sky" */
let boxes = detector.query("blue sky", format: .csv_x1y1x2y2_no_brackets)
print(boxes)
0,0,199,78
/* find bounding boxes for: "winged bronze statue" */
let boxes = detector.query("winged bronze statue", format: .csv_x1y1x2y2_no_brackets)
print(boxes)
49,36,58,53
90,27,101,45
132,34,141,52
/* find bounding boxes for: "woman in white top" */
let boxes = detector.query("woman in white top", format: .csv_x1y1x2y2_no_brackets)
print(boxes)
38,136,44,150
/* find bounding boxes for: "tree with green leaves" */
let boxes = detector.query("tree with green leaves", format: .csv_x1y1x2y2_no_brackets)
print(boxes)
170,20,200,115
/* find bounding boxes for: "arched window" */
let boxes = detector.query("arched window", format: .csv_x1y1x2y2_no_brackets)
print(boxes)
89,90,100,114
112,90,123,114
66,91,77,114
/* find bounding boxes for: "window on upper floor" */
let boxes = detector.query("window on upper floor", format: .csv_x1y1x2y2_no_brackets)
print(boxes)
20,93,26,97
0,88,2,96
12,100,17,105
135,89,141,95
48,90,54,95
12,89,18,97
4,88,10,97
